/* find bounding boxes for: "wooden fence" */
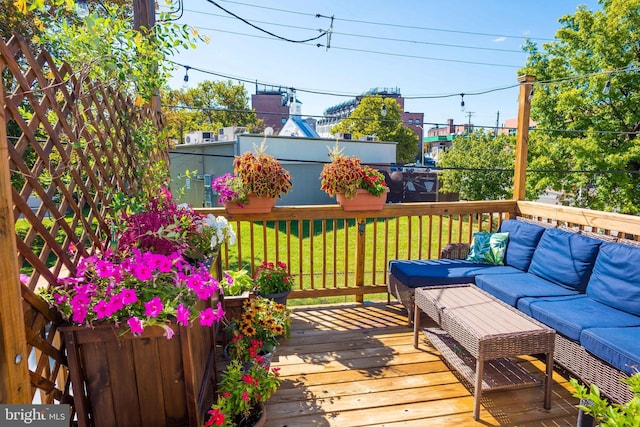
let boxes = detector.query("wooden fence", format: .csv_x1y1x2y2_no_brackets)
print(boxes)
0,34,166,406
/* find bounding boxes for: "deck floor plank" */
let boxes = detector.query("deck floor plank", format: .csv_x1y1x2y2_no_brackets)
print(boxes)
264,302,579,426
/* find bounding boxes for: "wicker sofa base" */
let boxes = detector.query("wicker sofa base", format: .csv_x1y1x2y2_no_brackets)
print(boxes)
388,272,416,325
555,334,633,404
388,275,634,404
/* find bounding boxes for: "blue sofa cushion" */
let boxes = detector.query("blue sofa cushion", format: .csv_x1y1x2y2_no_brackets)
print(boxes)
388,259,521,289
476,272,579,307
527,228,602,292
466,232,509,265
586,243,640,316
580,327,640,375
497,219,546,271
527,295,640,341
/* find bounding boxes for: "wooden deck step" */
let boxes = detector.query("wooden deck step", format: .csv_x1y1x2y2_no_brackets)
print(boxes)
264,302,579,427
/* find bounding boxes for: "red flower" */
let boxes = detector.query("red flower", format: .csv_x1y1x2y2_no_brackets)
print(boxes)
205,408,225,426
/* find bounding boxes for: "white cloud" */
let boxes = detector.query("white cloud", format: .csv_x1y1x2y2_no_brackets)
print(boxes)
493,37,506,43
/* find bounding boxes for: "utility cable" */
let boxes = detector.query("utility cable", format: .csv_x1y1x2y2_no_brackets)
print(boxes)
204,0,328,43
216,0,554,41
179,8,527,55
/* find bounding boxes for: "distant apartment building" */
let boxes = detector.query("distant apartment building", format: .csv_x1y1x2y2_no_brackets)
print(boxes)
316,87,425,143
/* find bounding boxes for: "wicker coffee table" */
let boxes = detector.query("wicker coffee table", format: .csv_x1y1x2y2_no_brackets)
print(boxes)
413,285,555,420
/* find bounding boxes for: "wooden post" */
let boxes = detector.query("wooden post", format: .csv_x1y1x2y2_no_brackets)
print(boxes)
133,0,155,31
0,81,31,402
133,0,161,113
513,75,535,201
354,218,365,303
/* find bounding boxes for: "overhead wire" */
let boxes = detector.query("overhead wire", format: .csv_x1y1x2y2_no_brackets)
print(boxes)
178,8,527,55
203,0,329,43
215,0,555,42
174,24,522,68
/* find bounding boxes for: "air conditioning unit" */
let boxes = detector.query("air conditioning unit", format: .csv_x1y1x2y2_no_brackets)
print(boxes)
184,131,216,144
342,133,352,140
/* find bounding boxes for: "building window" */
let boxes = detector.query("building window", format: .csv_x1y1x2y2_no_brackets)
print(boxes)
408,119,413,125
416,119,421,124
281,118,287,124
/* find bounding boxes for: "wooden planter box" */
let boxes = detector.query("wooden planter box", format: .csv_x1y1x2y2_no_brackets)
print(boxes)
221,291,254,323
62,318,217,427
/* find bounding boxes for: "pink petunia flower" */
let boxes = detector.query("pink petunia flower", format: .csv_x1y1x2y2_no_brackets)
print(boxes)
144,296,163,317
119,288,138,305
176,304,190,326
93,300,110,320
199,308,215,327
128,316,144,335
161,324,175,340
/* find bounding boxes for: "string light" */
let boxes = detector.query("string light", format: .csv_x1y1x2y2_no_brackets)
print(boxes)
183,66,191,88
602,79,611,96
381,104,387,117
460,94,465,112
76,0,89,17
528,88,535,101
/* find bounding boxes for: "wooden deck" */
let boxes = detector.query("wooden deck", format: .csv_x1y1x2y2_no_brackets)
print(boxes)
264,302,580,427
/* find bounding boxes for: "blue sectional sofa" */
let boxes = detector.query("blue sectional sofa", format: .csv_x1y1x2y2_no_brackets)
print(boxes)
388,218,640,404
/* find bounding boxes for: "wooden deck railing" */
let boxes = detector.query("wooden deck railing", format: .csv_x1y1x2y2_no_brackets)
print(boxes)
201,201,517,301
200,200,640,302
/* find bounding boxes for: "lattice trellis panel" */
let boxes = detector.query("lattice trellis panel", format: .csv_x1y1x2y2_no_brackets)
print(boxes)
1,34,166,408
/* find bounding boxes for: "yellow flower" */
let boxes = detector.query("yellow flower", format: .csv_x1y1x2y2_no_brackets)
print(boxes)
242,325,256,337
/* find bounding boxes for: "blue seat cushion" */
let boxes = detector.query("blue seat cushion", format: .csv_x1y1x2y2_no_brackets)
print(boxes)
497,219,546,271
528,228,602,292
388,259,521,289
476,272,579,307
580,327,640,375
587,243,640,316
527,295,640,341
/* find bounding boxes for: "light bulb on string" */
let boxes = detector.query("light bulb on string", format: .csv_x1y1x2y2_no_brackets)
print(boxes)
183,66,190,88
460,94,465,112
528,87,535,101
602,79,611,96
76,0,89,17
381,104,387,117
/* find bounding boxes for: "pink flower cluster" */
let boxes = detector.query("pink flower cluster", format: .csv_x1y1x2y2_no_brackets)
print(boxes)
53,248,224,337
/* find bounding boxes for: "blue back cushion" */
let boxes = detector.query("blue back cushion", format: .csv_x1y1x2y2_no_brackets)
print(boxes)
587,243,640,316
528,228,602,292
497,219,546,271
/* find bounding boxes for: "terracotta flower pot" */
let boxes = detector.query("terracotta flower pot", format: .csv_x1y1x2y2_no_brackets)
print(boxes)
225,194,276,214
336,189,388,211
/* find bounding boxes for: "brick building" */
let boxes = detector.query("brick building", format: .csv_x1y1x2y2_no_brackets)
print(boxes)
250,84,290,134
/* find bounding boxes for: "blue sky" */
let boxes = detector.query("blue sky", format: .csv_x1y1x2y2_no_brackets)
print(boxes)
166,0,601,130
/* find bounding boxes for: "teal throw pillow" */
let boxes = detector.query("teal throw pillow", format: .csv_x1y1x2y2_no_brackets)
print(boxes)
466,232,509,265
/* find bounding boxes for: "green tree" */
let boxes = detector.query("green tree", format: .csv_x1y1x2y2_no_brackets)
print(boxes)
162,80,262,143
520,0,640,213
331,95,418,163
439,130,515,201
